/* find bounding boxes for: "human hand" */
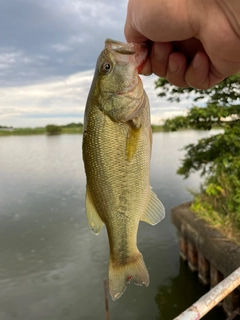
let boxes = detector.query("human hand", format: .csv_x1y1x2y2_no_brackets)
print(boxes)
124,0,240,89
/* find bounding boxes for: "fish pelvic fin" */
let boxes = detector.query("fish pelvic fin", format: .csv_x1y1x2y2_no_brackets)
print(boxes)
85,186,104,235
109,253,149,301
141,189,165,225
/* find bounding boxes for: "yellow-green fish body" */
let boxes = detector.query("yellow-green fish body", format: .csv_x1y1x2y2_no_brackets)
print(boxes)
82,39,165,300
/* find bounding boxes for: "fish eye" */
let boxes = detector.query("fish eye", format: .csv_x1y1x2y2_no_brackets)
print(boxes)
100,62,112,74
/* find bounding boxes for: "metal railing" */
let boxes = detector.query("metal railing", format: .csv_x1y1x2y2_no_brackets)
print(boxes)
173,267,240,320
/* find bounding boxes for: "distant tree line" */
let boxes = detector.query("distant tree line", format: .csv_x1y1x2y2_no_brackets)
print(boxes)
45,124,62,135
45,123,84,134
61,122,83,128
0,125,13,129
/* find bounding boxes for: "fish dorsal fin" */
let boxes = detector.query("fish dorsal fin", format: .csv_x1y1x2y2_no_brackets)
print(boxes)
141,189,165,225
86,186,104,235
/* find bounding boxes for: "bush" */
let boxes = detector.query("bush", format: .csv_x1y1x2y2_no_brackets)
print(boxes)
45,124,62,135
155,74,240,239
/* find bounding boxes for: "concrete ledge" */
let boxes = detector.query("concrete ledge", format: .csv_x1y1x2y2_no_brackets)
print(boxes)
172,202,240,315
171,202,240,278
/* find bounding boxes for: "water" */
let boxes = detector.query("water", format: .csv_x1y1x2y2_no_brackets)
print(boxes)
0,131,225,320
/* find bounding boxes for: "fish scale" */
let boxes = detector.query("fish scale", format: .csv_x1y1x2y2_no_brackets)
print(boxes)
82,39,165,300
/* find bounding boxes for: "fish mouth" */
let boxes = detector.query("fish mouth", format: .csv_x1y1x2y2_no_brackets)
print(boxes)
105,38,148,70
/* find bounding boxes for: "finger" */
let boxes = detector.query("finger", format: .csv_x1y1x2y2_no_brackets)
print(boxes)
185,52,225,89
166,52,189,87
148,42,173,77
124,0,148,43
124,23,148,43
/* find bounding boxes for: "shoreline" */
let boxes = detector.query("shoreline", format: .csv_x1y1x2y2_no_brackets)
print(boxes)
0,126,223,136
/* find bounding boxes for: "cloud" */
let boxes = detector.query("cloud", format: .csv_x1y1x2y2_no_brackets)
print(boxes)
50,44,73,53
0,0,193,127
0,71,192,127
0,70,92,125
0,0,128,87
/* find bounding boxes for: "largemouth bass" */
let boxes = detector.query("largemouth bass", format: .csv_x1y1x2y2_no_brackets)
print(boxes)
82,39,165,300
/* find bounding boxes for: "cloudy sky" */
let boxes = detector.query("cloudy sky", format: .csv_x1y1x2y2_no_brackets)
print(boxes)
0,0,192,128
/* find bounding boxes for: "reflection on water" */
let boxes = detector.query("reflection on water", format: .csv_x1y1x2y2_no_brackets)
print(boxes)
0,132,225,320
155,259,225,320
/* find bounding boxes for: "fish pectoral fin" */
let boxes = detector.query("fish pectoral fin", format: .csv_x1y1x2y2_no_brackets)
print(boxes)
86,186,104,235
141,189,165,225
126,123,141,162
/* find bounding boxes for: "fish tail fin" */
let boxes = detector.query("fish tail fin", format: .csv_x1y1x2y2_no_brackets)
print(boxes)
108,252,149,301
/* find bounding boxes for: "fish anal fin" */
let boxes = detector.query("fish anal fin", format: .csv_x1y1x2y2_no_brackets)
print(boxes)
109,253,149,301
86,186,104,235
141,189,165,225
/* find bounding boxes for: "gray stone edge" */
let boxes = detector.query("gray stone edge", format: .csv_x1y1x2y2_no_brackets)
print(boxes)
171,202,240,277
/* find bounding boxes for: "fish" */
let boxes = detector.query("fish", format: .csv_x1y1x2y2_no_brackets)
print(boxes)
82,39,165,300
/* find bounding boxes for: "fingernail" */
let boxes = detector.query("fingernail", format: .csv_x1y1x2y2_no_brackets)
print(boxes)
169,59,178,73
192,53,202,69
154,44,167,61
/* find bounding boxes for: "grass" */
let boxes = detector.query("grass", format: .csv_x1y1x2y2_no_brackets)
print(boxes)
151,125,165,132
0,127,46,136
191,194,240,245
0,125,83,136
62,127,83,134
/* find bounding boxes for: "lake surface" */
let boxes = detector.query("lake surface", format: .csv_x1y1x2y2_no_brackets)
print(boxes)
0,131,225,320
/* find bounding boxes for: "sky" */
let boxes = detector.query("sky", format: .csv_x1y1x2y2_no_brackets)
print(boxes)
0,0,193,128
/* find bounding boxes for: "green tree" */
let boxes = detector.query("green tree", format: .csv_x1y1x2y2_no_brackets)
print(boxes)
155,74,240,234
45,124,62,135
62,122,83,128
